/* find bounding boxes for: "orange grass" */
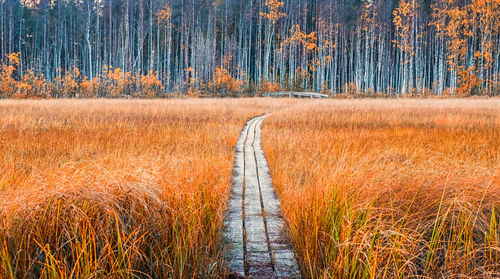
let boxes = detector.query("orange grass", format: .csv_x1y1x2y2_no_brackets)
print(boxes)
263,99,500,278
0,99,288,278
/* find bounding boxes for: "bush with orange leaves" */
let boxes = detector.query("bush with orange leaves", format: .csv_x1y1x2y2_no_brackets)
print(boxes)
137,71,163,98
79,77,99,98
11,70,48,99
209,67,244,96
0,53,20,98
259,80,281,94
1,52,48,99
457,66,482,96
103,66,133,97
53,68,80,98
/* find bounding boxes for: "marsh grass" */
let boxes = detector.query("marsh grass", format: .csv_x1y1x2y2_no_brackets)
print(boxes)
263,99,500,278
1,98,498,278
0,99,288,278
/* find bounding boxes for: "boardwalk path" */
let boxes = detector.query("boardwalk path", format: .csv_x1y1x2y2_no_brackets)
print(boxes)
223,116,301,278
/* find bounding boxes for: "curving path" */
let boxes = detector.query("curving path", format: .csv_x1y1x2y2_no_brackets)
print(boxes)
223,116,301,278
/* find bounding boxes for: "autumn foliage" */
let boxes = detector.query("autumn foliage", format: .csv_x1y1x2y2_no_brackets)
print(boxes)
0,56,166,98
0,54,252,98
0,53,18,98
259,80,281,93
209,67,244,96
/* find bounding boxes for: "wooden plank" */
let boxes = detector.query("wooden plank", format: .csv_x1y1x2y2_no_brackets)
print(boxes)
224,116,301,278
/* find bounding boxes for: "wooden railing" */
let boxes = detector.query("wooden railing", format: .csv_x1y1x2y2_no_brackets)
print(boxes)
261,92,329,98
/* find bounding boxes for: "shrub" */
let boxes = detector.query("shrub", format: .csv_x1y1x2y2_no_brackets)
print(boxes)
138,71,162,98
0,53,19,98
11,70,47,99
259,80,281,94
210,67,244,96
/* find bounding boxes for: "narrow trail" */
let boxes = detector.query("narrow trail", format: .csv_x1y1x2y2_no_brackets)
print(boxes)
223,115,301,279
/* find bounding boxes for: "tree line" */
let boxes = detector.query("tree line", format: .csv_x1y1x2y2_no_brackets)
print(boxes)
0,0,498,98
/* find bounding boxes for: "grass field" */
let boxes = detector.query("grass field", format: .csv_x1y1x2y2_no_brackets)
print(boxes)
0,99,288,278
1,99,499,278
263,99,500,278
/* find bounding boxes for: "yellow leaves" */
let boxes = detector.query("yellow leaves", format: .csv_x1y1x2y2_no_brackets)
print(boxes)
260,0,286,24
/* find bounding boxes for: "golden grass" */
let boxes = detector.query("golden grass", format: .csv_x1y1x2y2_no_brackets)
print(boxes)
0,99,289,278
1,98,499,278
262,99,500,278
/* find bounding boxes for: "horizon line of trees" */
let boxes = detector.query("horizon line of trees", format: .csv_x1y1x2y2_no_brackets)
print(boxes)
0,0,499,98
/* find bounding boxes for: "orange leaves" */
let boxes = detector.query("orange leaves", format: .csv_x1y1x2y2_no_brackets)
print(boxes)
457,66,482,96
138,71,162,98
260,0,286,25
392,1,411,30
392,0,417,55
281,24,317,53
0,53,18,98
16,70,47,99
209,67,243,96
0,53,46,99
7,52,20,67
259,80,281,93
79,77,99,98
103,67,133,97
54,68,79,98
431,0,499,78
1,63,165,99
156,3,172,26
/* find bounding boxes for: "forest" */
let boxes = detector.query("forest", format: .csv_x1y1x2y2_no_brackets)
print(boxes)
0,0,498,98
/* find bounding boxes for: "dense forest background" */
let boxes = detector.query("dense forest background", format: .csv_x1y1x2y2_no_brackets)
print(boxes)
0,0,498,98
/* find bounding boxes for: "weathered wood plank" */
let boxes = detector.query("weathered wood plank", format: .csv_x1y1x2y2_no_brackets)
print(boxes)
223,116,301,278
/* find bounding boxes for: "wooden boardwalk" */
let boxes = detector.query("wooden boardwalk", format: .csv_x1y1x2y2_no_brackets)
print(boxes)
261,92,329,99
223,116,301,278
